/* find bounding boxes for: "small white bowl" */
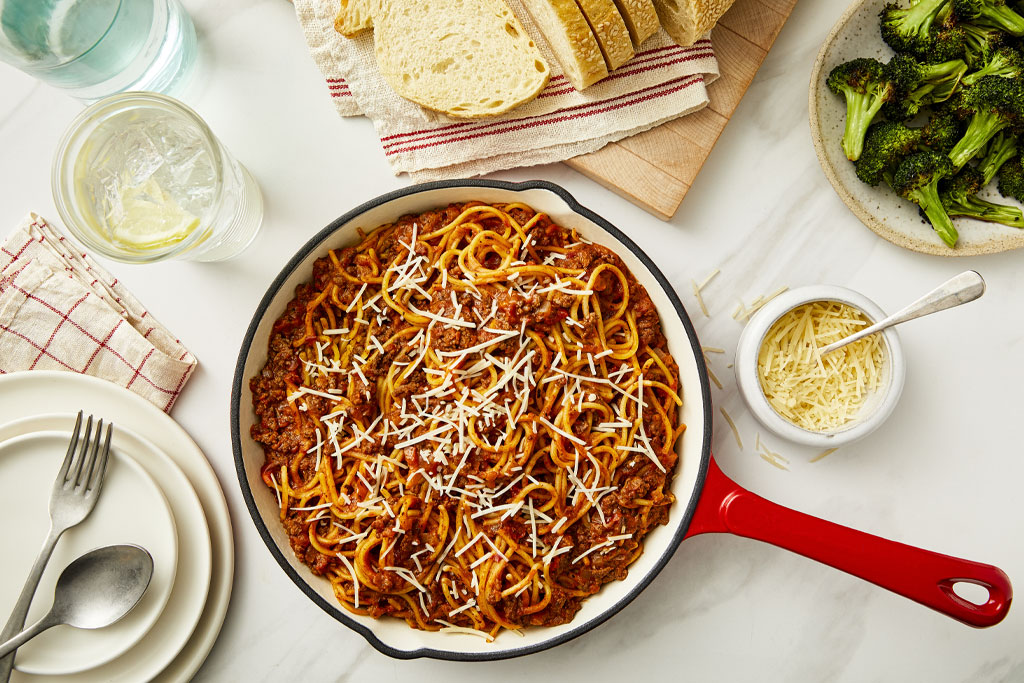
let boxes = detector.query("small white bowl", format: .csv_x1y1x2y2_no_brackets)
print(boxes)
734,286,906,448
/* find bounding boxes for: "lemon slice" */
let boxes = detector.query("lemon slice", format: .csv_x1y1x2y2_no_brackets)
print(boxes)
106,177,201,250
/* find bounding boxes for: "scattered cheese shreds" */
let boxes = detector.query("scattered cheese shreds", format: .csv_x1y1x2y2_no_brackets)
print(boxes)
706,364,723,390
759,452,789,470
691,280,710,318
757,301,885,433
719,407,742,451
810,447,839,463
698,268,720,290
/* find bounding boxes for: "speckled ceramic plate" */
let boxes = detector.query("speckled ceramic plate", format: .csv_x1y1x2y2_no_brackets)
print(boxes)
808,0,1024,256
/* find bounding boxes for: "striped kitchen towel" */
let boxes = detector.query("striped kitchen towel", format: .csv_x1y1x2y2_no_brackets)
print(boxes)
0,214,197,412
293,0,718,182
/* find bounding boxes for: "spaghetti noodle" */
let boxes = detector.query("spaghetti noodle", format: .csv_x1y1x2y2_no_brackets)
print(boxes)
250,201,684,639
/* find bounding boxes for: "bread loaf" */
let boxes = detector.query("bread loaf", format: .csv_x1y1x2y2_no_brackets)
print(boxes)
372,0,551,118
574,0,634,70
333,0,374,38
610,0,660,47
519,0,608,90
650,0,734,46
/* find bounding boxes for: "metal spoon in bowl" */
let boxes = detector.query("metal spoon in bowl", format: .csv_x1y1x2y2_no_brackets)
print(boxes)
0,545,152,659
820,271,986,356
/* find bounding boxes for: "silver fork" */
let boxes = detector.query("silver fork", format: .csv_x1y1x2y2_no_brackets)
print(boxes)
0,412,112,681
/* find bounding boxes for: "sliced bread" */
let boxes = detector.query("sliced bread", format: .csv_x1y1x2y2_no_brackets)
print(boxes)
372,0,550,118
333,0,374,38
574,0,634,70
519,0,608,90
650,0,734,46
611,0,660,47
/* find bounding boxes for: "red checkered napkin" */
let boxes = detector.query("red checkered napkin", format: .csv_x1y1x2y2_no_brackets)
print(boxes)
0,214,197,412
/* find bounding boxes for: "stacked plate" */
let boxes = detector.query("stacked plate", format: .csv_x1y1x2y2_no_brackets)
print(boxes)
0,371,233,682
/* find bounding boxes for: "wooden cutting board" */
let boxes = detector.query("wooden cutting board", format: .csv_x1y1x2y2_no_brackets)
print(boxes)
565,0,799,220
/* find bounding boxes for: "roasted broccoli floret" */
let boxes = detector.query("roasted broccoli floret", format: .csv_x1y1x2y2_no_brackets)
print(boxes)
922,107,966,150
947,76,1024,168
827,58,898,161
855,121,924,185
893,151,960,245
951,0,1024,36
961,21,1006,65
962,45,1024,84
941,166,1024,226
881,0,956,57
883,54,968,120
977,130,1019,182
927,23,970,62
997,156,1024,199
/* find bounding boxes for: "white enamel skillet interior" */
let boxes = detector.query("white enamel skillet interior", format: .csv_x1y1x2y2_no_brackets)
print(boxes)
230,179,714,660
230,180,1011,662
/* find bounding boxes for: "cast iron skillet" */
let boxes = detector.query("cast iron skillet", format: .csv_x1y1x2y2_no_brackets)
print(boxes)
231,179,1011,661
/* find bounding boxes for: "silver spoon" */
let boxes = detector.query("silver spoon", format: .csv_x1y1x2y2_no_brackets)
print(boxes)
820,271,986,356
0,545,152,659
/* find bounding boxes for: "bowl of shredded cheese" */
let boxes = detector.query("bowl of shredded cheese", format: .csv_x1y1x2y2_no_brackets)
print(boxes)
734,286,906,448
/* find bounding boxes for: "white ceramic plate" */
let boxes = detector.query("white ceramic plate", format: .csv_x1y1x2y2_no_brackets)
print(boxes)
0,373,233,683
0,416,209,683
231,180,712,660
808,0,1024,256
0,431,177,675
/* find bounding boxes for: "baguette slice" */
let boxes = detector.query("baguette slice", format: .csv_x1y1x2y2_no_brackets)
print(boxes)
611,0,660,47
650,0,734,46
574,0,634,70
519,0,608,90
372,0,550,118
333,0,374,38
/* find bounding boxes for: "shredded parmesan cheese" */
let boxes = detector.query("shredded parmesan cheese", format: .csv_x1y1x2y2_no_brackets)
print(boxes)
719,407,742,451
691,280,710,318
810,447,839,463
757,301,885,433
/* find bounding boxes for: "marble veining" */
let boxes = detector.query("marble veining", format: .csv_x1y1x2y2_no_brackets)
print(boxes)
0,0,1020,680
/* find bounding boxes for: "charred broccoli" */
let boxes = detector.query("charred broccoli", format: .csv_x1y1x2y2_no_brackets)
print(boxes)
997,156,1024,200
961,21,1006,64
946,76,1024,168
951,0,1024,36
883,54,968,120
893,151,960,245
977,130,1019,182
961,45,1024,84
881,0,957,57
855,121,924,185
827,58,898,160
921,107,966,151
941,166,1024,226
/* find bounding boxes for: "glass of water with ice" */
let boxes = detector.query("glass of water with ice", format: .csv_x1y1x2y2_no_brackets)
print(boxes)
0,0,196,100
52,92,264,263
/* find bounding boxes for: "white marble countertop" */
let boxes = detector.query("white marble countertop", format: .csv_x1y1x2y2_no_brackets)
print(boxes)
1,0,1022,680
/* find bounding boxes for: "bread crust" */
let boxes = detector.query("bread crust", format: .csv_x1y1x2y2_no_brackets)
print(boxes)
333,0,374,38
520,0,609,89
611,0,660,47
651,0,733,46
574,0,635,70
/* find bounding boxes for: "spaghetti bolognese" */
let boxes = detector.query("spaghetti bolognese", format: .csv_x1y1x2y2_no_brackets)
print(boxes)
250,201,684,640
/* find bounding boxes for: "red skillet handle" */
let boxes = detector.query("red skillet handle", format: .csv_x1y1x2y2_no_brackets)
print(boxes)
685,458,1012,628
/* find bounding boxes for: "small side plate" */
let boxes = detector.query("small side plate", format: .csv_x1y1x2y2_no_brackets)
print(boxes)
809,0,1024,256
0,431,177,675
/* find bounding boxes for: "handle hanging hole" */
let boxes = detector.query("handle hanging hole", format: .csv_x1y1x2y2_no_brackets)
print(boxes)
951,581,991,606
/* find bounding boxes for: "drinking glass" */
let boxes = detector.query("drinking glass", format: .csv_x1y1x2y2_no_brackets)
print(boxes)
52,92,264,263
0,0,196,101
